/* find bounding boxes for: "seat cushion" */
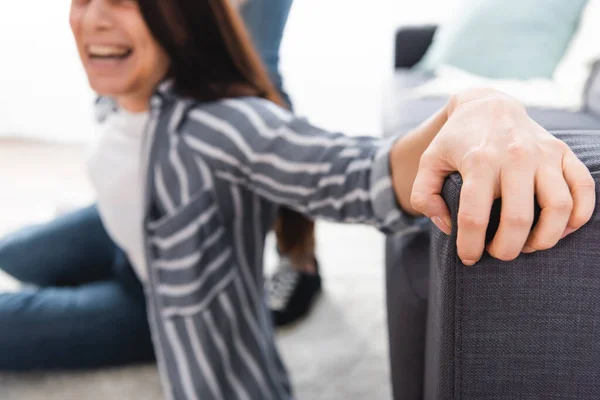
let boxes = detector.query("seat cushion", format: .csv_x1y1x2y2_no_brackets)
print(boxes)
383,69,600,137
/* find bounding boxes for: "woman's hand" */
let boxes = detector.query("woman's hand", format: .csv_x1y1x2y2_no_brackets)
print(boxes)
392,88,596,266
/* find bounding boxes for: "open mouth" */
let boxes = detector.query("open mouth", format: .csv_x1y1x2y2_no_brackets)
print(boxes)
87,45,133,60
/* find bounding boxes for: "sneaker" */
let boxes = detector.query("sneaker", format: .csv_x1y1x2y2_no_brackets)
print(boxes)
266,256,322,327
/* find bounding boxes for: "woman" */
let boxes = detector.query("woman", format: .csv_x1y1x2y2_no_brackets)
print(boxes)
0,0,306,373
2,1,595,400
75,1,595,399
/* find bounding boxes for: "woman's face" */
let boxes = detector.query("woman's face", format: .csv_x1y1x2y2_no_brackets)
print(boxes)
70,0,170,111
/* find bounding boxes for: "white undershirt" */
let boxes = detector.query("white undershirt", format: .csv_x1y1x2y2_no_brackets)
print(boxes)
87,107,149,282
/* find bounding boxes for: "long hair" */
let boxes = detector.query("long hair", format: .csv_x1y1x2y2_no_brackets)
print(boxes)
138,0,282,104
138,0,315,261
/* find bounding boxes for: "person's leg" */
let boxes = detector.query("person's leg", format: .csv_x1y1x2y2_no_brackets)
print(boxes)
0,280,154,370
240,0,322,327
0,204,152,370
240,0,294,109
0,205,116,287
266,208,321,327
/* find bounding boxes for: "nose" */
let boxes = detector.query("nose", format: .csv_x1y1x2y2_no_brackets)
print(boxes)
82,0,114,31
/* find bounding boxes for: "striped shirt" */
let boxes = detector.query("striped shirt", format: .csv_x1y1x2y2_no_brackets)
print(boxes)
97,82,413,400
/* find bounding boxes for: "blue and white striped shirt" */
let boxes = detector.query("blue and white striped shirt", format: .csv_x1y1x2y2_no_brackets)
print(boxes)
98,82,411,399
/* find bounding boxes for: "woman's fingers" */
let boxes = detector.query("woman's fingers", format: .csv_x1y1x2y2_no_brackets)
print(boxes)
487,160,535,261
524,146,594,253
562,150,596,234
410,151,452,235
456,150,497,265
413,89,596,264
523,167,571,253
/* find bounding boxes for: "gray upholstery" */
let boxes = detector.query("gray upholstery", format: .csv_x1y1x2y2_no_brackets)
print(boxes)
385,223,431,400
394,25,437,69
425,132,600,400
385,25,600,400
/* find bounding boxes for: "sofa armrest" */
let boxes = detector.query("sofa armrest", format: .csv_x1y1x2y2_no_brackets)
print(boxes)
425,131,600,400
395,25,437,69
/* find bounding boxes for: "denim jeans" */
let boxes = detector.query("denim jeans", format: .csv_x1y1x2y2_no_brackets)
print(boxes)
0,205,155,370
0,1,294,371
240,0,295,109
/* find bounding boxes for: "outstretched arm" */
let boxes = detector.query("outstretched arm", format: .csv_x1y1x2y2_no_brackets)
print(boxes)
181,97,409,233
182,89,595,265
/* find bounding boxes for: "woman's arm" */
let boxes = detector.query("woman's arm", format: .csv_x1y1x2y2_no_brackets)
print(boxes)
181,97,410,233
389,104,448,216
181,89,595,265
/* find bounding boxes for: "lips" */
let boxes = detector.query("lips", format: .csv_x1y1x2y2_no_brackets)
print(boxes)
87,44,133,60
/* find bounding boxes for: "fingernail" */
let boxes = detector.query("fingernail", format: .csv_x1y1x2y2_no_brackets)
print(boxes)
561,227,575,239
432,216,452,235
522,246,536,254
462,259,478,266
443,216,452,229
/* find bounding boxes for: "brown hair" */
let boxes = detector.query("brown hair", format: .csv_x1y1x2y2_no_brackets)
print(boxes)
139,0,315,262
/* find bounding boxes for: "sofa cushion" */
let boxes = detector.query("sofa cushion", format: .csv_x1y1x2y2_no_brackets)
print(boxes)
383,70,600,137
415,0,589,80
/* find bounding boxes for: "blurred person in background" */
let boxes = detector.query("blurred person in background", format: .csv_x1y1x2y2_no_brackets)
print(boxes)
239,0,324,328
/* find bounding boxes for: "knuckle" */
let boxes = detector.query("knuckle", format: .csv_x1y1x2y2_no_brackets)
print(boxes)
547,196,574,214
503,212,534,229
571,206,594,228
528,233,557,251
458,249,482,262
418,149,438,168
410,191,428,211
492,248,520,262
574,174,596,192
506,140,535,161
457,212,488,230
548,138,570,154
461,148,494,171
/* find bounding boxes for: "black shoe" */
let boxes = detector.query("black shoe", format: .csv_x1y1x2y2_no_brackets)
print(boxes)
266,256,322,327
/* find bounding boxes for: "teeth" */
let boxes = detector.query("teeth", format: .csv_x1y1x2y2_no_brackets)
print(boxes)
88,45,130,57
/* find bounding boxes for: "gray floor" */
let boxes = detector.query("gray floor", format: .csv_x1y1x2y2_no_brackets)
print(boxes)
0,140,392,399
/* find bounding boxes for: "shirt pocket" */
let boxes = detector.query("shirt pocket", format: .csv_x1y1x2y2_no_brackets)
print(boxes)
146,189,237,318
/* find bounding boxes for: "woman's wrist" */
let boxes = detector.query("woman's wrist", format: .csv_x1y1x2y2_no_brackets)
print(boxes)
389,103,450,216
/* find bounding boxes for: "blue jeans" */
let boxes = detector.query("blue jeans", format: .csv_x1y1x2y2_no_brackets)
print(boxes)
0,206,155,370
0,1,294,371
241,0,295,109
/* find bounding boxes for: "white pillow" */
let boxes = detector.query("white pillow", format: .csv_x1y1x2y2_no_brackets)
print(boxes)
553,0,600,109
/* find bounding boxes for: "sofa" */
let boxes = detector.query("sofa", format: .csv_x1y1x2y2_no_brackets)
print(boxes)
384,25,600,400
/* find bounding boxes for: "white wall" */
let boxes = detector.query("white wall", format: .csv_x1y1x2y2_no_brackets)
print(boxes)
1,1,96,142
1,0,458,143
392,0,461,25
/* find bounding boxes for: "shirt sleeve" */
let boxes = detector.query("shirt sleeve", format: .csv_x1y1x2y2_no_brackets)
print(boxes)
180,97,419,234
